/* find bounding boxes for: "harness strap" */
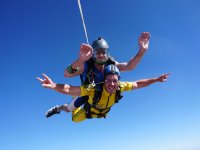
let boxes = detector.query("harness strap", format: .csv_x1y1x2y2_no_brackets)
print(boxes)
84,98,92,118
90,108,111,118
80,57,115,86
92,84,104,105
84,102,111,118
115,87,123,103
84,84,123,119
80,58,95,85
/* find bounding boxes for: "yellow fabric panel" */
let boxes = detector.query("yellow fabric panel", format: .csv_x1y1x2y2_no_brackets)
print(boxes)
72,107,87,123
72,81,133,122
80,81,133,109
88,87,115,108
119,81,133,92
80,86,95,97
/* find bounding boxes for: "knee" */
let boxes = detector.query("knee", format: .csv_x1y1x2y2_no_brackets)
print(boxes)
66,104,76,112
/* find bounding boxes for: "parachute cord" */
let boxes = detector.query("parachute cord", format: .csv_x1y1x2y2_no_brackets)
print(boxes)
77,0,89,44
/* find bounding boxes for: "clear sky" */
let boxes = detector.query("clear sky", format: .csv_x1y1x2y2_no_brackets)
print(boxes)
1,0,200,150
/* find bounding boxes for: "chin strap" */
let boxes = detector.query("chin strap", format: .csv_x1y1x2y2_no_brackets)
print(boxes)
94,57,109,65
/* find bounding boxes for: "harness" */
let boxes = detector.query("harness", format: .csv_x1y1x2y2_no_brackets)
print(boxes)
84,83,123,119
79,57,120,119
80,57,115,86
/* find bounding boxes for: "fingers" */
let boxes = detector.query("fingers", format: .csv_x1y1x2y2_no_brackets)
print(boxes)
163,73,171,78
160,73,171,82
81,43,93,51
42,73,50,80
36,73,51,83
36,77,43,82
81,43,89,47
138,32,150,50
37,73,56,90
141,32,151,40
42,84,51,88
36,76,47,87
85,52,93,57
80,43,93,60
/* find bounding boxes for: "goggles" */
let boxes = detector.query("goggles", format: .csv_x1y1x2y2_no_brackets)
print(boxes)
105,79,119,85
94,48,107,56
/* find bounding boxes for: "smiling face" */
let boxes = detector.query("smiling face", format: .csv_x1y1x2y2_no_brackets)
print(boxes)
104,74,119,94
93,48,108,65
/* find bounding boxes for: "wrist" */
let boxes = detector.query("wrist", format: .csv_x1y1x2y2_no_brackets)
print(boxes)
52,83,57,89
71,64,78,70
137,49,145,57
67,64,78,74
154,78,159,82
78,57,85,64
139,46,147,51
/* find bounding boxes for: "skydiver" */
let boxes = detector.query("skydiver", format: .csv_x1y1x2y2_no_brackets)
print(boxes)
37,65,170,122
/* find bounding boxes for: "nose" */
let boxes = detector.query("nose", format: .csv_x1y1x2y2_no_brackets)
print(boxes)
99,53,104,57
110,81,115,86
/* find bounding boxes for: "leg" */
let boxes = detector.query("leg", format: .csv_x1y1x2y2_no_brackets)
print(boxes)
59,96,87,112
46,96,86,118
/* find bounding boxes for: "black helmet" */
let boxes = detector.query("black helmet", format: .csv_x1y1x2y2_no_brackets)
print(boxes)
92,37,109,65
92,37,109,50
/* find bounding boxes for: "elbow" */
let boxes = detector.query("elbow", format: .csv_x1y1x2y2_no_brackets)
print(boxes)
125,62,137,71
118,63,134,72
127,66,135,71
125,65,136,71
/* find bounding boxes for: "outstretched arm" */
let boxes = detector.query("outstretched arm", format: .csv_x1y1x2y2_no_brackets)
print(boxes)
116,32,150,71
132,73,170,90
64,43,93,78
37,74,81,96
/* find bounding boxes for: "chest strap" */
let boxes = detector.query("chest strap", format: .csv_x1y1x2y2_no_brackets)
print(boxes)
84,86,123,119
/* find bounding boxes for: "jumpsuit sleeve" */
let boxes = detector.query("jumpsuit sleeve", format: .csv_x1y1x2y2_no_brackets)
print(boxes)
80,86,95,97
119,81,133,92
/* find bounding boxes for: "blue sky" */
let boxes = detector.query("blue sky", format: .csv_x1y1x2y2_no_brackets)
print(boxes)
1,0,200,150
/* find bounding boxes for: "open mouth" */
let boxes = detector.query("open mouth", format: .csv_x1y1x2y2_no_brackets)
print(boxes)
108,86,116,93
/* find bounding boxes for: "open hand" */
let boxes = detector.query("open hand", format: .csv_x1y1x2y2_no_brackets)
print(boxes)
36,73,56,89
157,73,171,82
138,32,150,51
79,43,93,63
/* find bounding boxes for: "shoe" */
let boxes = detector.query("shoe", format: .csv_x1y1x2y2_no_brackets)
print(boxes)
46,105,61,118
